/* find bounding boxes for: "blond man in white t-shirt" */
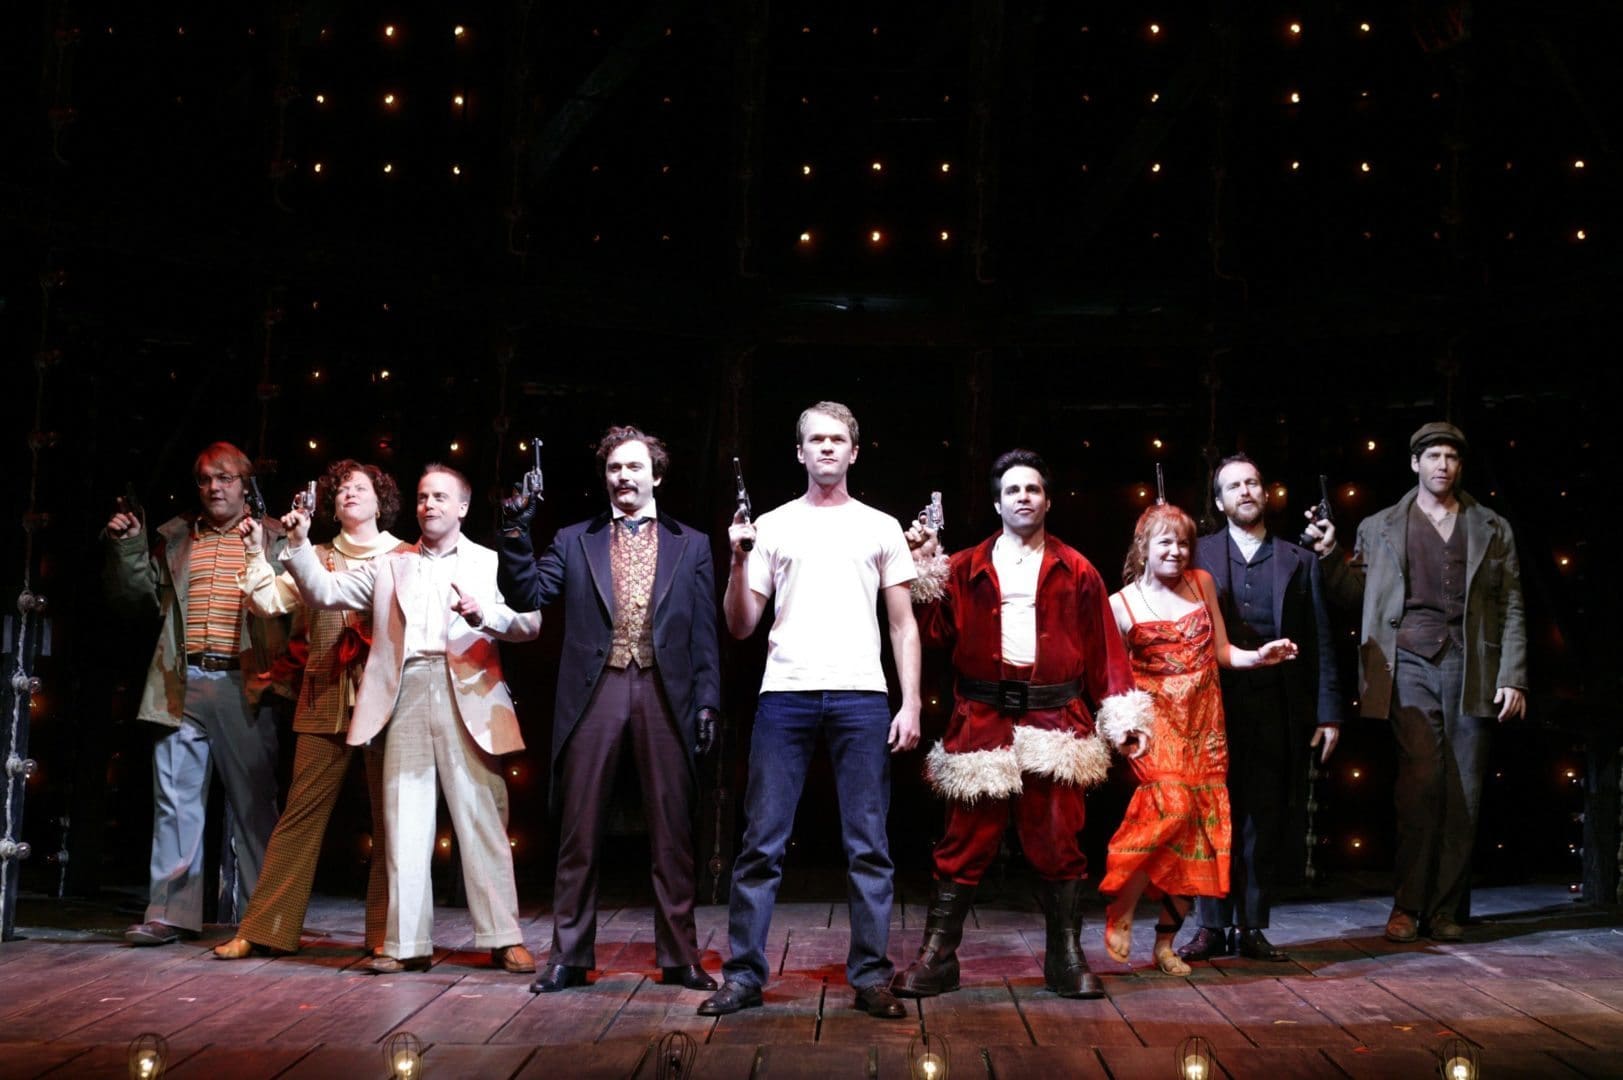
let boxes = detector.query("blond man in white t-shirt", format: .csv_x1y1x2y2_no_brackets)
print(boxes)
698,402,921,1021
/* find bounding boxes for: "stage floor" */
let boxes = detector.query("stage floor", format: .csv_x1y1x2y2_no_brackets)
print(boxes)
2,882,1621,1078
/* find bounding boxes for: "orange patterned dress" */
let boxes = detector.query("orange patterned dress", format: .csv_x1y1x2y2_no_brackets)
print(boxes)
1098,593,1232,899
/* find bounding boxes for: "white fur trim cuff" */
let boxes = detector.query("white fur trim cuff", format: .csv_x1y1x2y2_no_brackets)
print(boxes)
1095,688,1154,751
910,552,951,604
1011,726,1113,789
925,741,1023,803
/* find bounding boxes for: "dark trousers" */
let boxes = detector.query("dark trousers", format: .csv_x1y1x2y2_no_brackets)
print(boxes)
550,662,699,968
1390,644,1491,923
1197,681,1291,931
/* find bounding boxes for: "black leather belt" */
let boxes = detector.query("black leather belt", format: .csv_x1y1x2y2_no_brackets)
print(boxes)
186,652,239,671
957,677,1080,714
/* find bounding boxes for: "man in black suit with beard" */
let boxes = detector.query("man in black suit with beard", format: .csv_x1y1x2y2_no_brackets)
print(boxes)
1181,454,1341,962
499,425,721,993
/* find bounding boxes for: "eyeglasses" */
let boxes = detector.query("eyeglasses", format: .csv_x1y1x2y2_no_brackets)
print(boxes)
196,473,243,488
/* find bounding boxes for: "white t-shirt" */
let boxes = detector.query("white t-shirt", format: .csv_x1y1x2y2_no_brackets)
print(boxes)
991,536,1043,666
746,496,916,692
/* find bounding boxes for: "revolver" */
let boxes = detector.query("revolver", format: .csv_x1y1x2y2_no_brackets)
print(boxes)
1299,474,1333,545
732,456,753,552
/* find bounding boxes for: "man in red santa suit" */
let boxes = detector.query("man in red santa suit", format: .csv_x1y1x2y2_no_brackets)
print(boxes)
894,449,1152,1000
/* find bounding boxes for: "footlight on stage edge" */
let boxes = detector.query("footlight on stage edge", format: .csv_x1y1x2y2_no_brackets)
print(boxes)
1438,1036,1480,1080
909,1031,951,1079
384,1030,424,1078
127,1033,168,1079
1175,1035,1213,1080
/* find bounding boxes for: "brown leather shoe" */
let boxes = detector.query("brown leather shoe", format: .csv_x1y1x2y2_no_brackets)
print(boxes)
1426,916,1464,942
365,954,431,974
854,984,908,1019
494,944,536,974
1384,907,1419,944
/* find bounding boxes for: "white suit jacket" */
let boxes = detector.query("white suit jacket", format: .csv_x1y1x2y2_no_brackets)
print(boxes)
282,536,540,755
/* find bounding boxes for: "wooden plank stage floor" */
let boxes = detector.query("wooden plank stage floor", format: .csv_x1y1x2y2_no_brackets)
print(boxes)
3,882,1621,1079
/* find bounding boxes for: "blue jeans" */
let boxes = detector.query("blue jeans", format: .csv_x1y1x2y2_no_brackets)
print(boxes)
722,691,895,990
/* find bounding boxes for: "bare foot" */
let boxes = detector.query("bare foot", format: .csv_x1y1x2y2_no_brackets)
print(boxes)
1103,901,1133,964
1154,939,1191,976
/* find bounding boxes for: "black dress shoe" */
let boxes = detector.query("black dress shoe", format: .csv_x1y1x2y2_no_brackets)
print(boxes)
1177,927,1232,962
1235,928,1290,962
530,962,588,993
854,984,908,1019
663,964,719,991
697,980,763,1016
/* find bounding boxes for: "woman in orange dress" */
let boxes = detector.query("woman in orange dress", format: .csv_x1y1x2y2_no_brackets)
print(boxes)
1098,504,1297,974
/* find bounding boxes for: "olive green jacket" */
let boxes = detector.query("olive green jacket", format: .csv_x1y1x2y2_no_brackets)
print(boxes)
104,514,290,728
1321,488,1527,720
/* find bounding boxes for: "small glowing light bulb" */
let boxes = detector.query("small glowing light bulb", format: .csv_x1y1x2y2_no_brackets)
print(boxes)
454,93,465,106
798,231,811,244
871,161,883,172
1149,23,1161,35
1360,161,1371,172
384,24,395,38
1150,162,1162,173
1359,21,1371,32
451,164,461,175
1288,21,1302,35
940,162,951,173
453,25,466,37
384,92,396,106
870,229,883,243
939,230,950,241
314,93,326,104
312,162,324,173
1289,90,1301,103
802,164,812,176
382,162,394,173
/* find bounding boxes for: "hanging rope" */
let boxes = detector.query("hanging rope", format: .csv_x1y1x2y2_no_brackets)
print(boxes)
1,269,64,938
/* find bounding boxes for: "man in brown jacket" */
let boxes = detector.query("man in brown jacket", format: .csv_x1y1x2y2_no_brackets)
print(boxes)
1306,422,1527,944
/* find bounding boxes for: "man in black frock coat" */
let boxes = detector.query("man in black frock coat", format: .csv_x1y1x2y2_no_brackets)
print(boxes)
499,425,721,992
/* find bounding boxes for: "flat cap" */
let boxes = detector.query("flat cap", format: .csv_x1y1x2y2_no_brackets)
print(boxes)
1410,421,1468,455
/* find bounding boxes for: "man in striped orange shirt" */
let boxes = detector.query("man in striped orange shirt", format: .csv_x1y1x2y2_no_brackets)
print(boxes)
105,441,291,945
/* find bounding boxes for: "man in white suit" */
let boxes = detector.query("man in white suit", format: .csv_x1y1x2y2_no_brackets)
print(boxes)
281,464,540,974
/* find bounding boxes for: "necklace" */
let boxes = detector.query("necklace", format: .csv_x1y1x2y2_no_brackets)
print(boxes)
998,536,1044,565
1136,577,1193,621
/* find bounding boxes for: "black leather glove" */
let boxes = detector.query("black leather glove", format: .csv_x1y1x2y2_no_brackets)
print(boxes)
500,486,538,534
694,708,718,756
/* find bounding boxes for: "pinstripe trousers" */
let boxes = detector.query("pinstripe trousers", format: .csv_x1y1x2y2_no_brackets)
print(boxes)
236,732,387,952
384,658,523,959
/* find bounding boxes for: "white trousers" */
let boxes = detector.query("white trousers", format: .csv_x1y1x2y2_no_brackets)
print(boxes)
382,658,522,958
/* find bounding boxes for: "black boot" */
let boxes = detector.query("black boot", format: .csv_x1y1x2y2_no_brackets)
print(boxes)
892,878,975,998
1036,879,1105,999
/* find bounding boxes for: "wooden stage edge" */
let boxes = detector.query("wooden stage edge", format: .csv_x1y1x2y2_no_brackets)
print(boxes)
2,882,1621,1079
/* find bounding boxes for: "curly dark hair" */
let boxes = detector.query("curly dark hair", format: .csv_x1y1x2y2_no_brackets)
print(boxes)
1122,503,1197,586
319,460,401,529
595,425,670,480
